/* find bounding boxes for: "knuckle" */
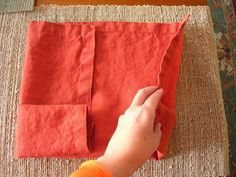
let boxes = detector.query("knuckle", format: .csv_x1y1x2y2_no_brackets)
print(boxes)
125,106,133,113
140,105,152,116
124,108,132,116
118,115,124,123
137,88,146,95
130,117,139,124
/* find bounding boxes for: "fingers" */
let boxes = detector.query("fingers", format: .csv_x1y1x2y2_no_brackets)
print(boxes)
144,89,163,110
130,86,159,107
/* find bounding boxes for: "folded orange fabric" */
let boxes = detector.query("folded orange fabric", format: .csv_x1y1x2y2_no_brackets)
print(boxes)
16,16,188,159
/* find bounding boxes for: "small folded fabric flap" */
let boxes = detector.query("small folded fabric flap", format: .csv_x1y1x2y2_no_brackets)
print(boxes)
152,103,176,160
16,104,89,158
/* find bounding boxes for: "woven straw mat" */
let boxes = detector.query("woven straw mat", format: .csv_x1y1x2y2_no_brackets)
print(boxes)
0,5,229,177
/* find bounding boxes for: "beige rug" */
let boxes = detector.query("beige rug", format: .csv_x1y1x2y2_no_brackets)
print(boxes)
0,0,34,13
0,5,229,177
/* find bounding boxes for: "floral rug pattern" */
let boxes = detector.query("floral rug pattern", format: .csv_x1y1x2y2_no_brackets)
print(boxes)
208,0,236,175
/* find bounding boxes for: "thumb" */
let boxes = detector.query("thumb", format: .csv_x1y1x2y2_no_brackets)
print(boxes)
153,123,162,147
154,123,162,136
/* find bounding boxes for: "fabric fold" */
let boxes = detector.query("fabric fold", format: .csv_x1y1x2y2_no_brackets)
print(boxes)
16,21,96,158
154,15,189,159
16,104,89,157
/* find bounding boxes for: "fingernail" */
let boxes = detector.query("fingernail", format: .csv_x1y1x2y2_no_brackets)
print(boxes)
157,123,162,129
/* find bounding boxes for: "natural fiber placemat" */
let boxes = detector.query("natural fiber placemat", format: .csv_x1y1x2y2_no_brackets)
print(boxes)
0,0,34,13
0,5,229,176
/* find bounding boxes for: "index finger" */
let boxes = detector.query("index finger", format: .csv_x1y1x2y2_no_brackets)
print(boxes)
130,86,159,107
143,88,163,109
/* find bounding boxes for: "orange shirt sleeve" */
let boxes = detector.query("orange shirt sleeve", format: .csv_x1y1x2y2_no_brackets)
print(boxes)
69,160,114,177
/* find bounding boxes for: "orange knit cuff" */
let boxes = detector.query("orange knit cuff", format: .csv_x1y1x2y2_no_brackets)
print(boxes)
80,160,114,177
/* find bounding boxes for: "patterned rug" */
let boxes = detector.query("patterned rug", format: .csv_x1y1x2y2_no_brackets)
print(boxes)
0,5,230,176
208,0,236,175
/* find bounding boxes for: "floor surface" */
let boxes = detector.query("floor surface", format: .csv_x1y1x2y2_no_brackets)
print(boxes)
35,0,207,6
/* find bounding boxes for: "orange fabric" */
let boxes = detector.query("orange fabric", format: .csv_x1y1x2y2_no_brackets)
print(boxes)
16,16,188,159
70,160,113,177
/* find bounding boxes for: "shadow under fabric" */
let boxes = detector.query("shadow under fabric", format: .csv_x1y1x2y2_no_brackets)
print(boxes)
16,16,188,160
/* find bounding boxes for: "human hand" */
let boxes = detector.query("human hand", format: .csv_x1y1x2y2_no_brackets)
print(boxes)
97,86,163,177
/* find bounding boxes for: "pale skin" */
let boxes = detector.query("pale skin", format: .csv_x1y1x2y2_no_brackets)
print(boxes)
97,86,163,177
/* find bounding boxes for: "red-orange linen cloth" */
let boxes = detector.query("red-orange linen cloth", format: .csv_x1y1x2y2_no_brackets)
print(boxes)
16,16,188,160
